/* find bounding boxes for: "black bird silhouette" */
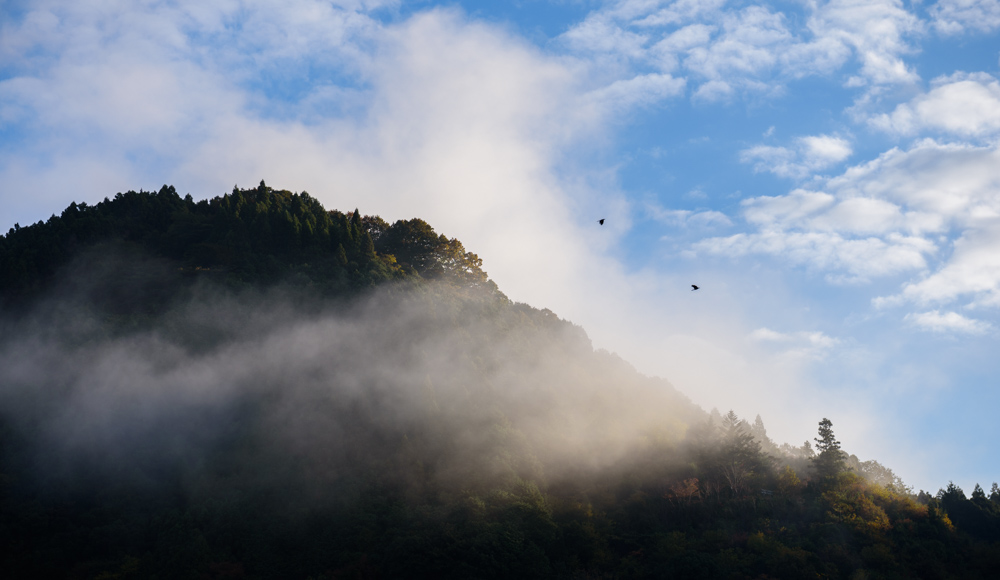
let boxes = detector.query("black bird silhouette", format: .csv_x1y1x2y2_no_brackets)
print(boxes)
598,218,605,225
691,285,699,291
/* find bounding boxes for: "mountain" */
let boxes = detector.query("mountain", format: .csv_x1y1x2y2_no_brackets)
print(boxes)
1,183,998,579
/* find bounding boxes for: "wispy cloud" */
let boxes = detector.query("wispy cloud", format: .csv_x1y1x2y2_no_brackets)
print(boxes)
695,229,931,283
557,0,923,106
647,203,732,229
749,327,841,359
740,134,853,179
583,73,686,112
705,138,1000,299
931,0,1000,35
904,310,994,334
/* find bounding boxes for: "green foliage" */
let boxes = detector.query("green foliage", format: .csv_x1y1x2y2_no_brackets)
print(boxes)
0,183,498,314
376,218,493,289
937,481,1000,542
858,458,912,494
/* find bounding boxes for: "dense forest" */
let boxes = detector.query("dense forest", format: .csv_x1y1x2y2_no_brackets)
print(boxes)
1,183,999,579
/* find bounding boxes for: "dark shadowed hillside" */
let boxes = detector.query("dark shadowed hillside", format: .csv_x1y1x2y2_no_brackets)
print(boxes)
1,185,999,579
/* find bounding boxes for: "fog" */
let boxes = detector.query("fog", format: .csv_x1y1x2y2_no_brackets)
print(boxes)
0,246,931,578
0,249,703,510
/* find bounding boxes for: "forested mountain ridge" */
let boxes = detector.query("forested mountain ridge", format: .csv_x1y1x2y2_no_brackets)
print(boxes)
0,181,493,309
1,185,1000,579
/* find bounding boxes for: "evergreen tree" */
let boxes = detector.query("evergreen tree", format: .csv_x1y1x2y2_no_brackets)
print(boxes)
750,413,780,456
715,410,772,496
940,481,966,501
811,418,845,479
751,414,767,441
721,410,760,462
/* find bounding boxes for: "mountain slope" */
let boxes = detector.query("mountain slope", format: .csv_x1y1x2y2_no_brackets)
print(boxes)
1,185,998,579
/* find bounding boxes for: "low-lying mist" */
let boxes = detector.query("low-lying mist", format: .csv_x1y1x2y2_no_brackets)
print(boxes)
0,248,703,515
3,243,964,580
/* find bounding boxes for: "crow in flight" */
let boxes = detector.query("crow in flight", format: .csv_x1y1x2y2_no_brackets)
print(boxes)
691,285,699,291
598,218,605,225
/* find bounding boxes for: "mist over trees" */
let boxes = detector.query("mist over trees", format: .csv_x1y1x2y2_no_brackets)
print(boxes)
2,184,1000,578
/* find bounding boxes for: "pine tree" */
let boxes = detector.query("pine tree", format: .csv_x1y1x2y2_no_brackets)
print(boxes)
709,407,723,427
715,410,771,494
751,414,767,441
812,418,845,479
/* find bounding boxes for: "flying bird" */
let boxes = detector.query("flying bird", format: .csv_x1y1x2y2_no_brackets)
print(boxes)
691,285,699,291
598,219,605,225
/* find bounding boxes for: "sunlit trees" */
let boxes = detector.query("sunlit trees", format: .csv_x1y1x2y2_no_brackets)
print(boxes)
375,218,491,287
859,459,911,493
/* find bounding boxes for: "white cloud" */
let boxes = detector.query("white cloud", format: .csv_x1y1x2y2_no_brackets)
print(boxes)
807,0,922,87
742,190,837,227
809,197,906,234
741,135,852,179
749,327,841,359
825,140,1000,227
681,6,793,93
628,0,728,28
557,0,922,107
904,310,994,334
739,139,1000,236
742,190,906,235
801,135,853,165
584,73,686,112
560,12,650,60
648,205,733,228
871,73,1000,137
0,0,386,157
695,230,931,281
931,0,1000,35
653,23,715,52
713,137,1000,316
741,145,798,176
892,223,1000,307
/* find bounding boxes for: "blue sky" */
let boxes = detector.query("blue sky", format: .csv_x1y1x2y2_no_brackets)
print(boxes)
3,0,1000,493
